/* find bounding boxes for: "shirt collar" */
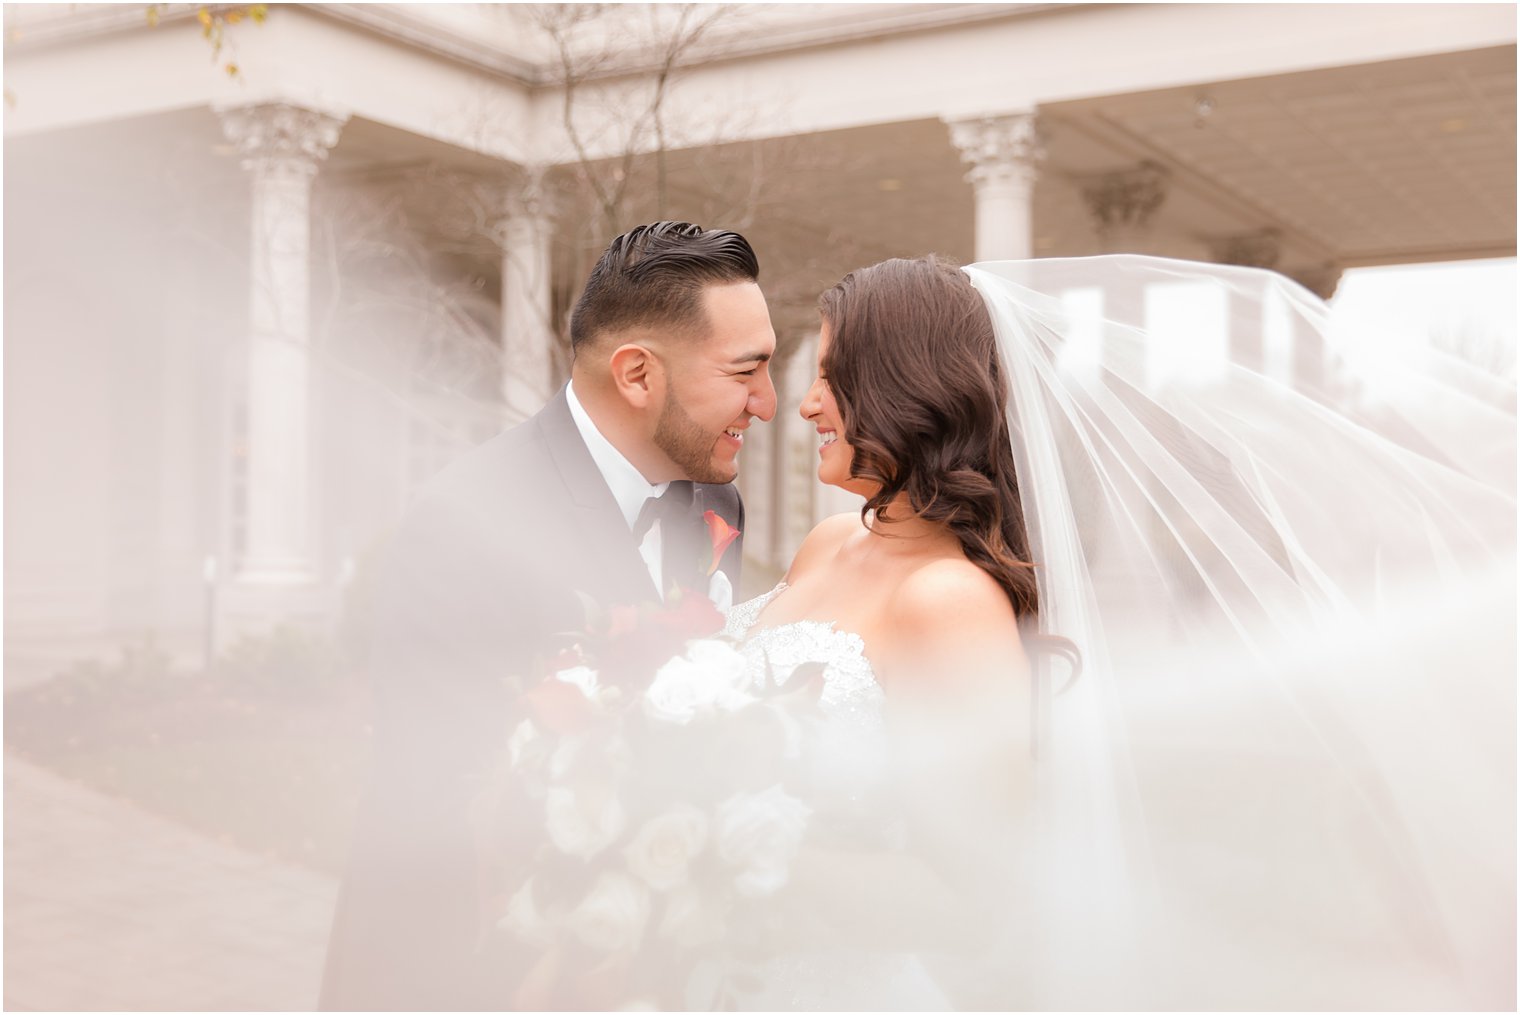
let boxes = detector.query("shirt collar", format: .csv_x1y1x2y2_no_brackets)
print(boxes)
565,380,669,531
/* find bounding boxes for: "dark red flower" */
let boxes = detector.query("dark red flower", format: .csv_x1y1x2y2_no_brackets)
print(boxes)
651,587,725,641
593,593,723,692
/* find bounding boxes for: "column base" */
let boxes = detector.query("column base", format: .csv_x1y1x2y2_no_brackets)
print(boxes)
233,559,319,586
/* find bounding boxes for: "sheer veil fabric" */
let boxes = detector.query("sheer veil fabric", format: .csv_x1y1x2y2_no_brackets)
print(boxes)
963,256,1514,1009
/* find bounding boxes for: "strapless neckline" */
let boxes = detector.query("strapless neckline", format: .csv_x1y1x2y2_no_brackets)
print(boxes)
724,582,883,726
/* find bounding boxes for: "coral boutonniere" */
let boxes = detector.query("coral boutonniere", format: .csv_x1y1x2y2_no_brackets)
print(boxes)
702,510,740,576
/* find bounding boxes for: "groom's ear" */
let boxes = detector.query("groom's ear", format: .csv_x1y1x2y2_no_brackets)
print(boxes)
609,342,661,409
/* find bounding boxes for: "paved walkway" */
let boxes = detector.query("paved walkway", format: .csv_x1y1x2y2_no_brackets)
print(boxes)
4,754,339,1011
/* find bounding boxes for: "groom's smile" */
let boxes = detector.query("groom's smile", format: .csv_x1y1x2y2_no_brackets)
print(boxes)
652,281,777,484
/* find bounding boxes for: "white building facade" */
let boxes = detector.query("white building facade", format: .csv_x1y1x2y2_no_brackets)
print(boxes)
4,3,1515,662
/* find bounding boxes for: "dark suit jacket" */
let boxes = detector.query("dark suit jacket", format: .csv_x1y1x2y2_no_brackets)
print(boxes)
319,388,743,1011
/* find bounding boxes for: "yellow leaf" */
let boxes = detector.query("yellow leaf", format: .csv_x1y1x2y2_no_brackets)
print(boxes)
250,5,267,23
196,8,211,26
225,62,239,77
145,7,160,27
225,10,241,23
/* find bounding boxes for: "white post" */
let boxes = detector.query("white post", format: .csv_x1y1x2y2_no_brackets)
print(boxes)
739,397,776,569
947,112,1043,262
784,331,826,558
499,177,556,423
217,102,346,585
1287,263,1341,396
1210,230,1283,373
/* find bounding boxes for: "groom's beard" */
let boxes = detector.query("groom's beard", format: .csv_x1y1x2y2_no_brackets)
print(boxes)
654,385,733,484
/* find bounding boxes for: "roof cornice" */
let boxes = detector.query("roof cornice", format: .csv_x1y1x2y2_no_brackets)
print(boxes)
5,3,1081,87
316,3,1084,84
313,4,542,85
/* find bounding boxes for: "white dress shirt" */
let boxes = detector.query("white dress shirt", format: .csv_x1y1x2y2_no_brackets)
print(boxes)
565,381,672,597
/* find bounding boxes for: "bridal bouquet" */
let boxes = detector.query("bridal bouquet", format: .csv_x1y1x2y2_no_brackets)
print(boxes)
480,591,826,1009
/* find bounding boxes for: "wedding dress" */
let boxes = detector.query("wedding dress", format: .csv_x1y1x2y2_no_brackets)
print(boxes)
699,583,955,1011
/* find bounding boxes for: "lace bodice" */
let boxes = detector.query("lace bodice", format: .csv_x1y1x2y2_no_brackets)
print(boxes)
723,582,897,850
723,582,885,730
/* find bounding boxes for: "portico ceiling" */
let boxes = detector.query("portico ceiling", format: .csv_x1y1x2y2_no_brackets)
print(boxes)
1043,43,1517,267
347,38,1517,332
8,23,1506,331
714,41,1517,301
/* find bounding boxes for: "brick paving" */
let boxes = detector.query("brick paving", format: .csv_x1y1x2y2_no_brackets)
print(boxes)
4,754,338,1012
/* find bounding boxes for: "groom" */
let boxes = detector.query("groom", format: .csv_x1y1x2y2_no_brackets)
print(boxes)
320,221,777,1010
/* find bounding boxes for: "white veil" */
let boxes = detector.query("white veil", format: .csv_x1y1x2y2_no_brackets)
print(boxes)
964,256,1515,1009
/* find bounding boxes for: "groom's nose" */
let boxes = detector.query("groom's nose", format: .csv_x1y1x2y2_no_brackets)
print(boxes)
749,370,777,422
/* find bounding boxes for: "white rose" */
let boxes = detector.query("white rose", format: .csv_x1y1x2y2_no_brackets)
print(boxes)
715,786,811,899
507,719,540,769
685,640,755,703
548,735,583,780
643,639,756,725
623,805,709,893
658,883,727,949
544,784,626,860
549,734,632,782
499,878,556,945
553,664,599,697
733,861,790,899
565,871,650,953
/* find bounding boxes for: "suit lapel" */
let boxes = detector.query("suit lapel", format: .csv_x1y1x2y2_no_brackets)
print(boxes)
536,388,662,606
533,388,747,605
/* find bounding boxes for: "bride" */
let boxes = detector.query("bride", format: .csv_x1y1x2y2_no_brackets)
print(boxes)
712,253,1513,1010
715,256,1045,1009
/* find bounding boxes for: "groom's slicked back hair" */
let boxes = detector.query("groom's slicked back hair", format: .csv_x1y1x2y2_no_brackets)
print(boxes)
570,221,760,354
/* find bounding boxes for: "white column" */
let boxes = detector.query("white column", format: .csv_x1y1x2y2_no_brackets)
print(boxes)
218,102,346,585
1286,263,1341,396
498,176,557,422
783,331,827,556
738,399,776,569
947,112,1043,262
1210,230,1283,373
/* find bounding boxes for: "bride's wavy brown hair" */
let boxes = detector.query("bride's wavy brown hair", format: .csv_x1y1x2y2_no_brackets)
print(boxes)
819,255,1042,618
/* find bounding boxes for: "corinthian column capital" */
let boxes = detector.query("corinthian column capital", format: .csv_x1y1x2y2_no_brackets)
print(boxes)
1209,228,1283,270
217,102,348,179
1287,262,1343,301
504,165,558,222
947,112,1045,188
1079,162,1170,236
471,166,559,249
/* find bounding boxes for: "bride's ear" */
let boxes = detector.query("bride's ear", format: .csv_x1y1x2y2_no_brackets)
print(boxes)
609,343,662,409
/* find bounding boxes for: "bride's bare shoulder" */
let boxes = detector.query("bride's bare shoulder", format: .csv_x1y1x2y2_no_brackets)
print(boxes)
879,562,1029,691
784,512,865,583
886,558,1022,653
